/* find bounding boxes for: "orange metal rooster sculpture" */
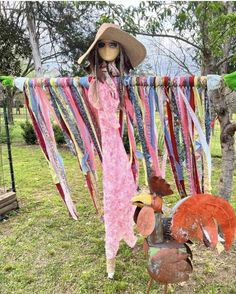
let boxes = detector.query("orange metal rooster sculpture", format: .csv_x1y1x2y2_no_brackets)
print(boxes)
132,176,236,293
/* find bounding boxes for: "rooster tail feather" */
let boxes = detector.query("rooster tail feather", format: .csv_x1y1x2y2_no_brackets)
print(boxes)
171,194,236,250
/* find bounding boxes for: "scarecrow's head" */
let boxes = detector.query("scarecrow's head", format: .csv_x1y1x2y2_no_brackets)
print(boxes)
78,23,146,75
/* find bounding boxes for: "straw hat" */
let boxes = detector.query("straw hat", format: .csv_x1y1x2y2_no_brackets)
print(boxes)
78,23,146,68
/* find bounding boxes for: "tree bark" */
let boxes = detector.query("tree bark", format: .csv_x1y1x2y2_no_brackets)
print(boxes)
213,2,235,200
209,82,236,200
219,122,235,201
26,2,43,77
201,49,217,75
219,2,234,75
201,1,235,200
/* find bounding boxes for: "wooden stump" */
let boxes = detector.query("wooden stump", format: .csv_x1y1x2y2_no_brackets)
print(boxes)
0,191,18,216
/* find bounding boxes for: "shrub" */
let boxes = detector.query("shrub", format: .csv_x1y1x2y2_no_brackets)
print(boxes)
20,121,37,145
20,121,66,146
53,124,65,145
0,128,7,144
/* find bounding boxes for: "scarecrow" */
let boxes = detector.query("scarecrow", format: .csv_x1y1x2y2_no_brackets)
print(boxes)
77,23,236,287
78,23,147,278
0,23,235,291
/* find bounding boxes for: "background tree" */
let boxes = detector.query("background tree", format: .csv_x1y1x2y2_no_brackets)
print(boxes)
123,1,236,75
0,2,31,123
24,1,128,76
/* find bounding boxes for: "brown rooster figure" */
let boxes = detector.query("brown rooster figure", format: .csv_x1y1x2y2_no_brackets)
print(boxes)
132,176,236,294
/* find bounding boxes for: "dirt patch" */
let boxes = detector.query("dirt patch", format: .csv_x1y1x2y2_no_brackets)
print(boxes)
170,242,236,293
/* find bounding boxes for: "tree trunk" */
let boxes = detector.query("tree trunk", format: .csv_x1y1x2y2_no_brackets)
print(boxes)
219,2,234,75
209,83,236,200
219,121,235,201
199,3,217,76
211,2,235,200
201,49,217,75
26,2,43,77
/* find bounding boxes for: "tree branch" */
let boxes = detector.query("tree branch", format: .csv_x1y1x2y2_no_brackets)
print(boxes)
150,39,194,75
129,31,203,51
41,51,67,62
216,53,235,67
21,57,33,76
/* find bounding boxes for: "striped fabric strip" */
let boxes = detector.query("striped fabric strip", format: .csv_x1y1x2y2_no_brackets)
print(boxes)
164,87,187,197
57,79,95,174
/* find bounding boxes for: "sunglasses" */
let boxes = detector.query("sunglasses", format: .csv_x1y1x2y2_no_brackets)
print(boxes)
97,41,119,49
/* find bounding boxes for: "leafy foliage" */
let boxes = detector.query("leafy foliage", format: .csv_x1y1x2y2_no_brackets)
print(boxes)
0,11,31,76
53,124,65,145
33,1,129,76
123,1,236,74
20,121,37,145
20,121,66,146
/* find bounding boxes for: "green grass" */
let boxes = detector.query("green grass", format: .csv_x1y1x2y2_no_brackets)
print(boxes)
0,113,235,293
0,145,152,294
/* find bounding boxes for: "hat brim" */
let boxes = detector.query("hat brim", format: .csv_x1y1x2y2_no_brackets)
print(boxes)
78,25,146,68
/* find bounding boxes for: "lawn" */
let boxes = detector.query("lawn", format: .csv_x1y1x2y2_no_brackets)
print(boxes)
0,110,235,294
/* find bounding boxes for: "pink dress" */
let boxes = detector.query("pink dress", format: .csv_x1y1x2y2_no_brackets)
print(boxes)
88,77,137,259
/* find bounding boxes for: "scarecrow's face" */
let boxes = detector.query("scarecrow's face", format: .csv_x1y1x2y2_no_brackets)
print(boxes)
97,39,120,62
